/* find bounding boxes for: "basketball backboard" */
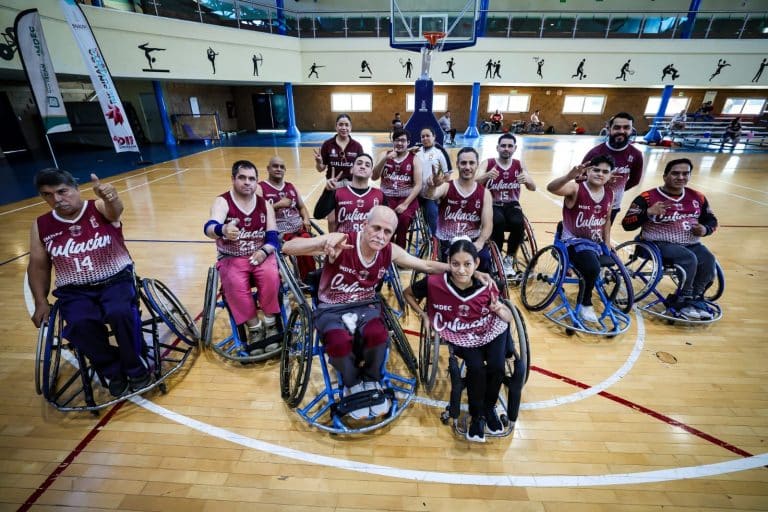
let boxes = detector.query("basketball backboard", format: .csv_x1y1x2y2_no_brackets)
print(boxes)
390,0,479,52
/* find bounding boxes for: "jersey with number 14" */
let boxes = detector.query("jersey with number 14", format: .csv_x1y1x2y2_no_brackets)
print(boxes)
37,200,132,288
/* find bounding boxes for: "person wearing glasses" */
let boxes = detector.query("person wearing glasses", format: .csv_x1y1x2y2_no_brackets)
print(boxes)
546,155,615,324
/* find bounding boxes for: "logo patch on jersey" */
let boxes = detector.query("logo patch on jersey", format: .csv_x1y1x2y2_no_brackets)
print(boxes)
244,217,252,227
260,213,266,224
674,203,684,211
89,215,99,228
374,198,380,206
356,199,365,208
330,149,337,157
358,269,369,280
69,225,82,237
458,305,470,317
460,200,467,208
475,199,481,209
481,307,489,316
692,199,700,208
628,155,634,163
279,191,286,198
377,268,387,279
594,204,602,214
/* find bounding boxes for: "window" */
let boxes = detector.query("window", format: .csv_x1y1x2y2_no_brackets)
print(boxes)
643,97,690,116
722,97,766,115
331,93,372,112
406,93,447,112
563,95,606,114
487,94,530,113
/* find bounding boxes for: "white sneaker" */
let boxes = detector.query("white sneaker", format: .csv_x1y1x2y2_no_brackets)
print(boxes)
579,305,598,323
679,305,702,320
364,381,391,418
502,256,516,277
263,323,281,352
343,382,369,420
248,323,265,355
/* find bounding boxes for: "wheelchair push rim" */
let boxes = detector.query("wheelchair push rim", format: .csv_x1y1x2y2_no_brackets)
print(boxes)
142,278,200,346
521,245,565,311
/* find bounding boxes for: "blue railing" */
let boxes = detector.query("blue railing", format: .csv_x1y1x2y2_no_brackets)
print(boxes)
133,1,767,40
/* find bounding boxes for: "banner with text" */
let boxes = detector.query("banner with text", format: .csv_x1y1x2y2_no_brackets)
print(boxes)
59,0,138,152
14,9,71,134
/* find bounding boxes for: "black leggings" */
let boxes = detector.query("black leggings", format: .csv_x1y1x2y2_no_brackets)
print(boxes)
492,203,525,257
453,330,507,418
567,246,600,306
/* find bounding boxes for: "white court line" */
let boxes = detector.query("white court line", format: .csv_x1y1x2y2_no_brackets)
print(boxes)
131,396,768,487
691,181,768,207
698,175,768,195
0,166,187,217
415,309,644,410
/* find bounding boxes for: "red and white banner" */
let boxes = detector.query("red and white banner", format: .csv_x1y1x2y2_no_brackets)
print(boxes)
59,0,138,153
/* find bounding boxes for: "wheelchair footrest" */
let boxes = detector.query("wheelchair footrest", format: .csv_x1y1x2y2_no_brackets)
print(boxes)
335,388,393,417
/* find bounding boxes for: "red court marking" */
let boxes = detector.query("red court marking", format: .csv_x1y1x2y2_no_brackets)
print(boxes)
18,401,126,512
531,365,754,458
20,309,200,510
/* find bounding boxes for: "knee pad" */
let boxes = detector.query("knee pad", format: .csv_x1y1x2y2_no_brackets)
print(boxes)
323,329,353,358
362,318,388,349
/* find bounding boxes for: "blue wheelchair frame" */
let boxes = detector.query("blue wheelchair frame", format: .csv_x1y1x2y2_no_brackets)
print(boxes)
616,239,724,324
521,228,633,336
35,276,198,413
277,254,418,435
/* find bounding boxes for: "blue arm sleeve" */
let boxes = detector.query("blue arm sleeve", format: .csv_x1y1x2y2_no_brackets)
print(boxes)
264,230,280,251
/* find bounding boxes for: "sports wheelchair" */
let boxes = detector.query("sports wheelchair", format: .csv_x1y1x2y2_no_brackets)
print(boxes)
616,239,724,324
277,254,418,434
417,299,530,438
404,207,431,259
499,213,538,286
410,236,510,299
520,224,633,336
35,276,199,413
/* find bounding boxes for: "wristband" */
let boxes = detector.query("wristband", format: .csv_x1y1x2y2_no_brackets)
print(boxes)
204,220,224,238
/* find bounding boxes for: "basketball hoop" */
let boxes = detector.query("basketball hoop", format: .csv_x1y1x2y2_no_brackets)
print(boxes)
423,31,446,50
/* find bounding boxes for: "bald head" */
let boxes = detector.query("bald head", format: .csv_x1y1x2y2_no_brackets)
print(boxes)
368,205,398,229
266,156,286,182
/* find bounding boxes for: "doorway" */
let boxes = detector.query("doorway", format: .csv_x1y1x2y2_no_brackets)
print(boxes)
252,92,287,130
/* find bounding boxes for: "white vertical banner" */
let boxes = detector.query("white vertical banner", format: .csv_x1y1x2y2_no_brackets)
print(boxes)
59,0,139,153
14,9,71,134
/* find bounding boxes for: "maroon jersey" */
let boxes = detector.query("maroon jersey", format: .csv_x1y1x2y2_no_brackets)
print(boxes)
436,181,485,241
320,137,364,181
260,180,303,234
318,231,392,304
216,191,267,257
37,200,133,288
380,152,416,198
562,183,613,242
426,274,508,348
335,186,384,234
485,158,523,204
636,187,708,245
582,142,644,209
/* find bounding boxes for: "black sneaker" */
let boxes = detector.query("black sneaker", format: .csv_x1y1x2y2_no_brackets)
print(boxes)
128,372,153,392
485,408,504,435
107,376,129,397
466,416,486,443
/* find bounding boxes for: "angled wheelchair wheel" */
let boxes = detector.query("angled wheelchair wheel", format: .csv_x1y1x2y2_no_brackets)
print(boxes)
280,304,313,408
504,300,531,385
615,240,662,302
521,245,565,311
487,241,509,299
598,252,635,314
142,279,200,345
405,208,430,258
516,215,538,273
418,319,440,393
382,263,406,316
704,261,725,302
381,301,418,379
36,303,63,398
201,266,219,348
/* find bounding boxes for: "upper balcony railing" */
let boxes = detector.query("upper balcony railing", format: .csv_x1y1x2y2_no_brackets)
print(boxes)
135,1,768,40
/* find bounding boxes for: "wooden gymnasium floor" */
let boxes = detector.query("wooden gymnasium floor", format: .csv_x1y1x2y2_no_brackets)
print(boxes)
1,134,767,511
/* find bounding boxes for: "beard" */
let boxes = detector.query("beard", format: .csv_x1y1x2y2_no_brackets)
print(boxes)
609,133,628,148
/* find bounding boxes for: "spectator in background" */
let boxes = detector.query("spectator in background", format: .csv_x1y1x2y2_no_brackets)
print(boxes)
392,112,403,130
721,117,742,149
571,122,586,135
438,111,457,145
692,101,714,121
668,110,687,132
490,110,503,132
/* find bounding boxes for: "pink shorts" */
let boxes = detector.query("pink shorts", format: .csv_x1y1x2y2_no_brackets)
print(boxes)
216,254,281,325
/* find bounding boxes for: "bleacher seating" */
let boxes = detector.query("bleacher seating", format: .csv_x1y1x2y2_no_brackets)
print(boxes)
645,116,768,149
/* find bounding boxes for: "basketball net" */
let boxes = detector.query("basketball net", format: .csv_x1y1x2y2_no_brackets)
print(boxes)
420,31,445,79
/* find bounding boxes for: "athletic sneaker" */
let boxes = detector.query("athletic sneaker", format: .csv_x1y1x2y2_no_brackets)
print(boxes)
579,305,598,323
689,300,714,320
107,376,129,397
679,305,702,320
364,381,391,417
263,323,282,353
248,323,266,355
128,371,153,392
466,416,486,443
502,256,516,277
343,382,369,420
485,407,504,435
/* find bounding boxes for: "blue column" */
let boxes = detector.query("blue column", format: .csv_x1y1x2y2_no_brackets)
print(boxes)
276,0,286,36
476,0,489,37
284,82,300,138
680,0,701,39
91,0,103,6
463,82,481,138
153,80,176,146
644,84,673,143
